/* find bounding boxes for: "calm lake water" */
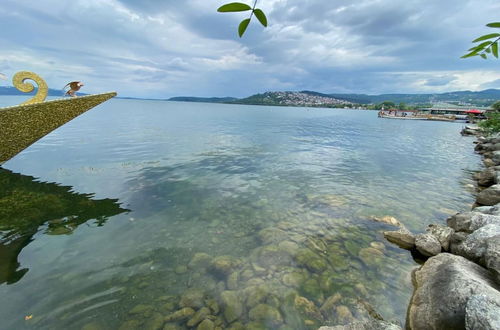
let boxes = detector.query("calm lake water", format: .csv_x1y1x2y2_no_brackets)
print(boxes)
0,97,481,329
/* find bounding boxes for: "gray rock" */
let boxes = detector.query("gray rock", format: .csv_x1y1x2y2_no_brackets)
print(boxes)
492,151,500,165
485,236,500,283
318,320,401,330
475,168,496,186
426,224,454,251
407,253,500,330
465,294,500,330
472,203,500,216
447,212,500,233
415,233,442,257
451,224,500,263
383,228,415,250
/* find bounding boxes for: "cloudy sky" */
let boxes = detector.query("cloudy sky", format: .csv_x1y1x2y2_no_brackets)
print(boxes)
0,0,499,98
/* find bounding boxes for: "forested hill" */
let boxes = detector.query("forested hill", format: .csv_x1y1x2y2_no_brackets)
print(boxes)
168,89,500,107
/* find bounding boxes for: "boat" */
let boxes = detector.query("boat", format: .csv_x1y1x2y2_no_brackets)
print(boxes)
0,71,116,164
378,110,456,122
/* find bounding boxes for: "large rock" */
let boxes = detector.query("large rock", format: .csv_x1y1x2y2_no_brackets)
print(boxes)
383,228,415,250
465,294,500,330
451,224,500,263
474,168,496,186
407,253,500,330
447,212,500,233
220,290,243,323
318,320,401,330
485,236,500,283
473,203,500,216
492,151,500,165
477,184,500,206
426,224,454,251
415,233,442,257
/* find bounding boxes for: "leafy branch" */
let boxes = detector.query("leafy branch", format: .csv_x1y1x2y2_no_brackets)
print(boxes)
218,1,268,37
462,22,500,59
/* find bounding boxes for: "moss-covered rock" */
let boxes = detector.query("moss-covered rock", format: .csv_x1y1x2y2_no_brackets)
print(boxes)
220,290,243,323
248,304,283,327
294,249,327,273
188,253,213,269
196,319,215,330
301,278,324,303
258,227,290,245
210,256,241,277
164,307,195,322
144,312,164,330
281,271,307,288
179,289,205,309
187,307,211,327
358,247,384,267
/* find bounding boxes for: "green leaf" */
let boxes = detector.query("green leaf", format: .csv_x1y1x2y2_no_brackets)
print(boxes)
238,18,251,37
253,9,268,27
472,33,500,42
461,52,479,58
486,47,491,53
218,2,252,12
492,42,499,58
480,53,487,59
475,41,493,49
486,22,500,28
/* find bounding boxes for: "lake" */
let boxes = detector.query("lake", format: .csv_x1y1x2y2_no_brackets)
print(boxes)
0,97,481,329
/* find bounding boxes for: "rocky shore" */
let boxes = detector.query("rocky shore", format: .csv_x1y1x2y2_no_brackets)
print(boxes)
322,127,500,330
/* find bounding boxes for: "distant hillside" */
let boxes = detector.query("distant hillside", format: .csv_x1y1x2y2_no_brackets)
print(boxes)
232,91,351,107
169,89,500,107
0,86,71,97
329,89,500,106
169,96,238,103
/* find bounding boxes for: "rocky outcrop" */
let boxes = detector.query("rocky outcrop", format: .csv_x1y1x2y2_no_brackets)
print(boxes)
451,224,500,263
407,253,500,330
415,233,441,257
383,228,415,250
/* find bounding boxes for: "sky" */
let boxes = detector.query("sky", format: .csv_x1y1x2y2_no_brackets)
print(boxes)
0,0,499,98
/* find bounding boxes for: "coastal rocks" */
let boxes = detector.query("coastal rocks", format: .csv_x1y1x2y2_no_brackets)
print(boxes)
451,224,500,263
407,253,500,330
447,212,500,233
476,184,500,205
474,168,496,186
473,203,500,216
485,236,500,282
415,233,442,257
465,294,500,330
426,224,454,251
383,228,415,249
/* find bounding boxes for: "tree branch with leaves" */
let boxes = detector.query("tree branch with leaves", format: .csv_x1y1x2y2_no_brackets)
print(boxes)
462,22,500,59
217,1,268,37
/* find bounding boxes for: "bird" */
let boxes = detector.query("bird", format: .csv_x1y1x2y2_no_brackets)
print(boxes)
63,81,84,97
0,73,7,80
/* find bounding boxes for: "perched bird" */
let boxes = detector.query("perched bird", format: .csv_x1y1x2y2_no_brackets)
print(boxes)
63,81,84,97
0,73,7,80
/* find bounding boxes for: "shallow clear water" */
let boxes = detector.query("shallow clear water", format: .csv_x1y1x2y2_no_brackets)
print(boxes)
0,97,481,329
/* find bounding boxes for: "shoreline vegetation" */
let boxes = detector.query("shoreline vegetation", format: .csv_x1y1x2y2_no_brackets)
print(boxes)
320,126,500,330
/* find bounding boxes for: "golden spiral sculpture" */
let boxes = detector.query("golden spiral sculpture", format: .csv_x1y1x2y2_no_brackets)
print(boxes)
12,71,49,105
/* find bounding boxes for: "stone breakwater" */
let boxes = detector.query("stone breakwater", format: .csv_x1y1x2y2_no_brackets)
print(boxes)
321,128,500,330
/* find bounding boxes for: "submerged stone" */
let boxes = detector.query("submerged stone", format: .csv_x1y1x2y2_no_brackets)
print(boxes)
188,253,213,269
358,247,384,266
179,289,205,309
197,319,215,330
211,256,241,277
295,249,328,273
248,304,284,327
220,290,243,323
164,307,195,322
187,307,211,327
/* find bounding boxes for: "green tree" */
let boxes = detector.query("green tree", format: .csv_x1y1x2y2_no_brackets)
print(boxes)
492,100,500,112
398,102,407,110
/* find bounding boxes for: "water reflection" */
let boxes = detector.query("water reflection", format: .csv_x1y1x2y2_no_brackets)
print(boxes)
0,168,129,284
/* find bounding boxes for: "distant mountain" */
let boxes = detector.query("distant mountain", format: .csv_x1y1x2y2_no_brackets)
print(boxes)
169,89,500,107
0,86,70,97
169,96,238,103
